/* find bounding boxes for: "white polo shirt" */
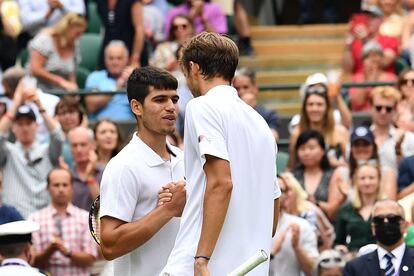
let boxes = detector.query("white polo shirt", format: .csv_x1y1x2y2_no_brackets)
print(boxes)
161,85,281,276
100,133,184,276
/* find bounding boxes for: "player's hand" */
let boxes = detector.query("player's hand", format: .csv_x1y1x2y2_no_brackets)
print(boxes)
161,180,186,217
157,182,174,206
290,223,300,249
194,258,210,276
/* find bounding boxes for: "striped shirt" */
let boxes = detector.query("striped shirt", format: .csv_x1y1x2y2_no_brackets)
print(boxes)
0,126,64,217
29,204,98,276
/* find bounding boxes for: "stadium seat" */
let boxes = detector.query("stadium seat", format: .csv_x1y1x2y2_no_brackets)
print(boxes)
276,151,289,173
87,2,102,34
79,33,102,72
395,57,409,76
76,66,91,89
18,48,29,67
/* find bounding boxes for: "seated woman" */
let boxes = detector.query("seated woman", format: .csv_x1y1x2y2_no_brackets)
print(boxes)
28,12,86,91
93,119,123,169
288,83,349,169
338,125,397,200
334,163,385,253
279,172,335,251
291,130,345,220
396,69,414,132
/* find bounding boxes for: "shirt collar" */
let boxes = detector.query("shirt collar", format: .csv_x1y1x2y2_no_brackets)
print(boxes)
377,242,406,261
50,203,75,216
205,85,238,97
1,258,30,267
132,133,177,167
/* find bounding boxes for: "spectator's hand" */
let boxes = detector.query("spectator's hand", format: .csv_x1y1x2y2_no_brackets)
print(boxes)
58,156,70,170
194,258,210,276
85,149,98,178
190,0,204,17
59,80,78,92
50,235,66,252
116,66,135,89
272,227,289,255
12,80,26,107
290,223,300,249
353,24,369,40
48,0,63,9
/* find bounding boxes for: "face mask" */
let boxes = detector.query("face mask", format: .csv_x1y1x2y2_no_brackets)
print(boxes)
374,220,402,246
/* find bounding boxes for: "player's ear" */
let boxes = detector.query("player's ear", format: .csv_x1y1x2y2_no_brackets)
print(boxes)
130,99,143,117
190,61,199,75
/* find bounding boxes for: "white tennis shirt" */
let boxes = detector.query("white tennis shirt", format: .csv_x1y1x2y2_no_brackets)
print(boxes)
161,85,281,275
100,133,184,276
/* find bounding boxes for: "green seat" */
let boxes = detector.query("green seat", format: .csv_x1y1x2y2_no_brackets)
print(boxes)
395,57,409,75
87,2,102,34
226,15,236,35
76,66,91,89
79,33,102,72
18,48,29,67
276,151,289,173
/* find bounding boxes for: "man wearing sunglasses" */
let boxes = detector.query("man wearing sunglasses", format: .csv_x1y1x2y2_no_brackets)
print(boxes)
344,199,414,276
370,86,414,172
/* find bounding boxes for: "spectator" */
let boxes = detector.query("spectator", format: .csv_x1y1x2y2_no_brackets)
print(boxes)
67,126,102,211
28,12,87,92
85,40,135,121
96,0,146,69
342,6,399,75
164,0,227,39
370,86,414,172
279,172,335,251
29,167,97,276
18,0,85,42
314,249,346,276
338,125,397,201
288,83,349,169
0,0,21,71
343,199,413,276
396,69,414,132
0,171,23,225
269,174,319,276
1,66,60,144
150,14,195,70
0,220,45,275
348,40,397,112
335,163,385,253
142,0,165,48
233,67,281,140
0,82,64,217
54,97,87,169
291,130,345,220
93,119,123,168
397,155,414,199
377,0,404,38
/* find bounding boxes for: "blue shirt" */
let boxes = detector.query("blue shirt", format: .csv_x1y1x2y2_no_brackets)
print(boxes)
85,70,134,121
0,204,23,224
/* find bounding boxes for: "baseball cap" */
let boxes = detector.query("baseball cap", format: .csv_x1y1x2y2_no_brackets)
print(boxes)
299,73,328,100
362,5,383,17
0,220,40,245
351,126,375,144
361,40,383,59
14,105,36,121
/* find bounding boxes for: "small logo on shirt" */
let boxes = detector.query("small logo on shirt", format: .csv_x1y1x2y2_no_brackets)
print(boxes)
198,135,209,143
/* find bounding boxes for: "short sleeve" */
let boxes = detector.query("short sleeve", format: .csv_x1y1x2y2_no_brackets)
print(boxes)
100,161,140,222
186,100,229,164
273,177,281,199
29,33,53,57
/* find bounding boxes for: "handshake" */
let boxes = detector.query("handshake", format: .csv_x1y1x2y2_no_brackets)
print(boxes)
158,180,186,217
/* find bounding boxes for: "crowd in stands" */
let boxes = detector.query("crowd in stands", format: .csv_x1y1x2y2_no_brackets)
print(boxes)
0,0,413,275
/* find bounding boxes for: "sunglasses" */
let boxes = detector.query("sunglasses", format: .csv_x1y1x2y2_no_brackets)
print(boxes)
306,85,327,95
400,78,414,86
374,105,394,113
173,23,189,31
372,214,402,225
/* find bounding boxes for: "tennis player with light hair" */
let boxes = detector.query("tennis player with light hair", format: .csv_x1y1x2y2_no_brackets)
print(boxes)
99,66,186,275
160,32,281,276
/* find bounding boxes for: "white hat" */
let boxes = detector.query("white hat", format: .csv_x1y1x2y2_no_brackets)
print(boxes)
0,220,40,245
299,73,328,100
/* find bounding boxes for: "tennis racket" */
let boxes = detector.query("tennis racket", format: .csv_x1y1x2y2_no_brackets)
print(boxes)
88,195,101,245
227,250,268,276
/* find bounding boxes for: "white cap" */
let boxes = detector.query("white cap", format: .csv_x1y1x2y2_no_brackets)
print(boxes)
0,220,40,245
299,73,328,100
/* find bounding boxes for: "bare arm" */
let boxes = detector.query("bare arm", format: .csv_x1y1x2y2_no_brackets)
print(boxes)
130,2,144,66
334,94,352,129
100,183,185,260
397,181,414,199
68,252,95,267
195,156,232,270
30,50,65,87
318,168,345,220
84,93,112,113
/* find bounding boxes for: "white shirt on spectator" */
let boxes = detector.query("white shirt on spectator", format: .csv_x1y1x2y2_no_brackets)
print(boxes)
18,0,85,36
161,85,281,276
377,242,406,274
100,134,184,276
270,213,319,276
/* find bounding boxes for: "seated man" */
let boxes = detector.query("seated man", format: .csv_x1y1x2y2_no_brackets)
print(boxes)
233,67,280,140
29,167,97,276
85,40,134,121
0,81,64,217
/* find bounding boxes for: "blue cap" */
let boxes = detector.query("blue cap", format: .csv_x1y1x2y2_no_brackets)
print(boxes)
351,126,375,144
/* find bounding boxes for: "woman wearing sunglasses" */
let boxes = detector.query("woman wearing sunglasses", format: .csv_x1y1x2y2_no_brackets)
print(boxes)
396,69,414,132
288,82,349,170
334,163,386,254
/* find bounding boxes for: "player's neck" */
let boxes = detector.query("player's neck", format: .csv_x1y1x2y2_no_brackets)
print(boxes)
136,132,169,160
199,78,230,96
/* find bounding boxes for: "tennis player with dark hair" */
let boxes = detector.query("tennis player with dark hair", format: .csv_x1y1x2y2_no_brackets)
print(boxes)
160,32,281,276
99,66,186,275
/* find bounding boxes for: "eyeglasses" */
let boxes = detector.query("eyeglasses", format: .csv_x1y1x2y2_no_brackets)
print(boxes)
306,85,327,95
400,78,414,86
374,105,394,113
173,23,189,31
372,214,402,225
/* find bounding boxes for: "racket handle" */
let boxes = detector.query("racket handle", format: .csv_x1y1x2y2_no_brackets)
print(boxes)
227,250,268,276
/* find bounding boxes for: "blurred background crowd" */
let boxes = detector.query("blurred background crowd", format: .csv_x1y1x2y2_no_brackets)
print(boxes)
0,0,414,275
